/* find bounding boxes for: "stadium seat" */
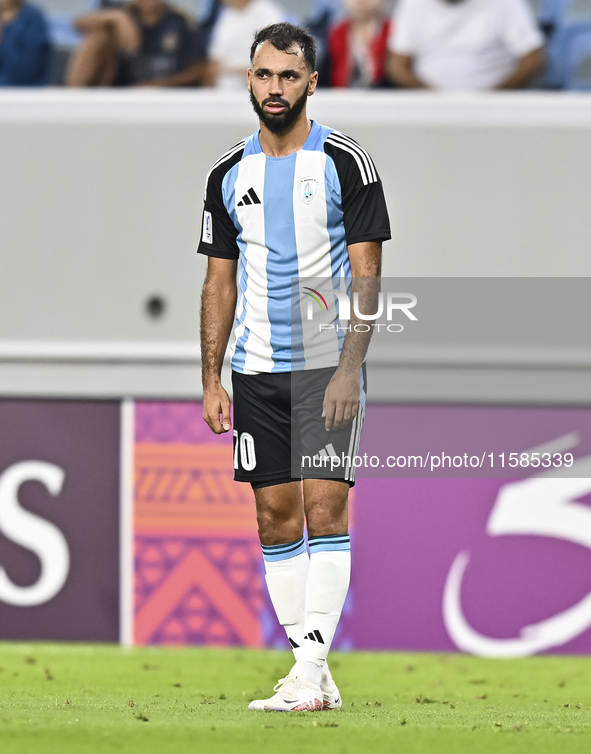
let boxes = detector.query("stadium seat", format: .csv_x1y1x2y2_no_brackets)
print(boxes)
48,13,81,46
546,20,591,85
538,0,560,27
561,24,591,87
46,15,82,85
541,0,590,85
540,0,591,85
530,0,553,20
559,0,591,21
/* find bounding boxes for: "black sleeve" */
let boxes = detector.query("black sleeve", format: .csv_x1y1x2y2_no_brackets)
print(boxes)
324,134,391,246
197,147,244,259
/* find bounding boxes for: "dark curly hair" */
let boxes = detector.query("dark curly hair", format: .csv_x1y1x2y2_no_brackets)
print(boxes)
250,22,317,72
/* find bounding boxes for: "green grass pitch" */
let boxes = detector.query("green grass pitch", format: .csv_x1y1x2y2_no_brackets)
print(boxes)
0,643,590,754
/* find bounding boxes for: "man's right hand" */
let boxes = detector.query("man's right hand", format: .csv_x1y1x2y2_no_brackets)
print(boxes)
203,383,232,434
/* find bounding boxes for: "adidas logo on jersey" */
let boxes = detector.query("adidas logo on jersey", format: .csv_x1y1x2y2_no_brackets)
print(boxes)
237,188,261,207
305,630,325,644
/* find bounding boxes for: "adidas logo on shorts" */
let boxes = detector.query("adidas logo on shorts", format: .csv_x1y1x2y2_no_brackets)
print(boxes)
313,443,338,461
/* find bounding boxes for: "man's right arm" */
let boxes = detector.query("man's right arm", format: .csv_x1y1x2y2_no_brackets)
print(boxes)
201,256,237,434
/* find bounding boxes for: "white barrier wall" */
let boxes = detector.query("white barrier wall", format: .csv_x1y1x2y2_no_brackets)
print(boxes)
1,90,591,400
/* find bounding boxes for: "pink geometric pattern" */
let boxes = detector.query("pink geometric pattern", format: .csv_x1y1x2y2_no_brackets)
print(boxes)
134,401,263,647
135,538,264,646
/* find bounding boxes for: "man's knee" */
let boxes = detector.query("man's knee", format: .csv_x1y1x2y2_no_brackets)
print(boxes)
255,483,304,545
305,481,349,537
257,511,303,545
306,505,348,537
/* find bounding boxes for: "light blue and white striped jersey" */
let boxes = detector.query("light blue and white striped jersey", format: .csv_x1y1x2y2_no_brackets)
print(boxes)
198,120,390,374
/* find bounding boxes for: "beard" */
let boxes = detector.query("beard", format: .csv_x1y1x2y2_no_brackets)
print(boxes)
249,86,309,135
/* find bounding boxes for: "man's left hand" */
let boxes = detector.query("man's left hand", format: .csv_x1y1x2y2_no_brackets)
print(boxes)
322,368,360,432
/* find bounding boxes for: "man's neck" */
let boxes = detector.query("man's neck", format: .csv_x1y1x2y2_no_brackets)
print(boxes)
258,115,312,158
140,4,166,25
351,16,380,48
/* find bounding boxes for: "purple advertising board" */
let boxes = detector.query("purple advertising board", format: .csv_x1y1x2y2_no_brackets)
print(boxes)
351,405,591,656
0,401,121,641
1,397,589,656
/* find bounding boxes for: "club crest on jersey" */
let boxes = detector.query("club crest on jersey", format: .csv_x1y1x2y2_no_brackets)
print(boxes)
299,177,318,204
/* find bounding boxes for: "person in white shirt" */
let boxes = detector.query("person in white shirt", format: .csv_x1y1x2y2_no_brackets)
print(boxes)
208,0,285,88
387,0,545,91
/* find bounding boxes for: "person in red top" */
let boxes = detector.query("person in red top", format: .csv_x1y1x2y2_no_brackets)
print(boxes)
327,0,391,88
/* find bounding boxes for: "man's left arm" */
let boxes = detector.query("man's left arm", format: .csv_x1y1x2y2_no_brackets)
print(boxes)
496,48,545,89
495,0,546,90
321,135,391,430
322,241,382,431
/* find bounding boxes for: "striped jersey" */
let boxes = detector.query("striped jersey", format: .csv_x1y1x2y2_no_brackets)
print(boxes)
198,120,390,374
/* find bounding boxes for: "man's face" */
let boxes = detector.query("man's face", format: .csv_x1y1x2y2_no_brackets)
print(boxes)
248,41,317,135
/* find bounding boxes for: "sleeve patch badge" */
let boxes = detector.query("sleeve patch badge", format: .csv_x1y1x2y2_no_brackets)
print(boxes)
202,211,213,244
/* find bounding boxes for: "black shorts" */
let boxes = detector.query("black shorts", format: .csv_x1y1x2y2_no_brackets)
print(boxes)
231,366,367,488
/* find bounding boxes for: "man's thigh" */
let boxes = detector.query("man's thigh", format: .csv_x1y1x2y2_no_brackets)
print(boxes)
232,370,298,487
293,365,367,485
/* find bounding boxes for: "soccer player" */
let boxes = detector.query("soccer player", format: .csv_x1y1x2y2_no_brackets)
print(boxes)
199,22,390,712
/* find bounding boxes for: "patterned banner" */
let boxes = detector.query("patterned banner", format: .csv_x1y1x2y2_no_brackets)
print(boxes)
134,402,264,646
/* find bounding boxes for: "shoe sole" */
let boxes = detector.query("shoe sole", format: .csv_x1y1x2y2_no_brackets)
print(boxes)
271,699,323,712
250,698,323,712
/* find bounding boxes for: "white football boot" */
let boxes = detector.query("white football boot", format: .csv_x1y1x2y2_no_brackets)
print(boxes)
321,671,342,710
248,674,323,712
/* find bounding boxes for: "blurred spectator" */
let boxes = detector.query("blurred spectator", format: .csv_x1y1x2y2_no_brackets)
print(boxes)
327,0,392,87
387,0,545,91
208,0,284,88
0,0,51,86
66,0,207,87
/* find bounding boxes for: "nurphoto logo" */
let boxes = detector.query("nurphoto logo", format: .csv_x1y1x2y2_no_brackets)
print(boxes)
300,286,418,333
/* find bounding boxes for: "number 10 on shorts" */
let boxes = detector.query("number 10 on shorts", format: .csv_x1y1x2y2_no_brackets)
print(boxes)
233,430,257,471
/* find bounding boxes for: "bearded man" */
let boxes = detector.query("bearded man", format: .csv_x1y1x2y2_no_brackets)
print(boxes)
199,22,390,712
